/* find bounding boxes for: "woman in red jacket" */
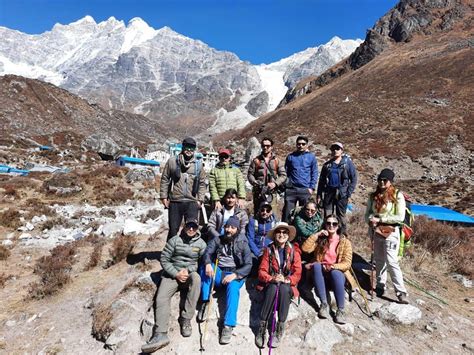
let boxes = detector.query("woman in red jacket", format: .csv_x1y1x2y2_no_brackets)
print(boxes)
255,222,302,349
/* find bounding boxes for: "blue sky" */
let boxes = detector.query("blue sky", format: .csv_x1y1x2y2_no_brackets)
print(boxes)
0,0,398,64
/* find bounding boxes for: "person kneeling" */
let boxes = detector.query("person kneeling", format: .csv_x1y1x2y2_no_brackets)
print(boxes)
301,215,353,324
255,222,302,349
141,219,206,353
198,216,252,345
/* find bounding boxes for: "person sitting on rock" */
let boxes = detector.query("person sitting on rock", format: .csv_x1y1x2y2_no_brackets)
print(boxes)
293,199,323,264
255,222,302,349
301,215,355,324
246,201,278,274
207,188,249,241
141,218,207,353
197,216,252,345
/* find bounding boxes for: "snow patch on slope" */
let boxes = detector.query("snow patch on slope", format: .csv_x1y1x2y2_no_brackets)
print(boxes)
255,66,287,112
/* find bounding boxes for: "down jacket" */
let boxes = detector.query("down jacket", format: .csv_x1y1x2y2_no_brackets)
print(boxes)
301,234,356,289
160,230,207,278
207,206,249,239
258,242,302,298
209,162,246,202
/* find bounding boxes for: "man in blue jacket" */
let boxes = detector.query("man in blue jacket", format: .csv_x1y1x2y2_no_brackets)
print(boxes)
197,216,252,345
282,136,318,222
316,142,357,234
246,201,278,273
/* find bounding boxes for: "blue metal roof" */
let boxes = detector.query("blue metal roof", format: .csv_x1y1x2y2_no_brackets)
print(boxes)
0,166,29,176
411,204,474,224
117,156,160,166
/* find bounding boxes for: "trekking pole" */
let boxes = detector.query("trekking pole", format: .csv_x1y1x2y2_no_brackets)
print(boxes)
200,258,219,352
268,282,280,355
404,277,448,305
201,203,208,225
369,228,376,300
350,267,373,318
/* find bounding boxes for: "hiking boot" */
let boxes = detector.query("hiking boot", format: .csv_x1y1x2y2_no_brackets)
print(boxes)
255,321,267,348
179,317,192,337
196,301,208,323
334,308,346,325
269,321,285,348
318,302,329,319
141,331,170,353
398,293,409,304
375,286,385,298
219,325,233,345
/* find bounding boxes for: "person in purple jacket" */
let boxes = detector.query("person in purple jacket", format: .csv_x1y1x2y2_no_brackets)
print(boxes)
282,136,318,222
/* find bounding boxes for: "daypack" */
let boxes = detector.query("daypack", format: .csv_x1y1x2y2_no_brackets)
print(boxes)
395,190,415,256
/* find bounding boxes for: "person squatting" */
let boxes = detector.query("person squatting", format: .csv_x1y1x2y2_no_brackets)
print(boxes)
142,136,409,353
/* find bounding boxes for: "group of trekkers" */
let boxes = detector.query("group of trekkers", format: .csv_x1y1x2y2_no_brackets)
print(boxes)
142,136,409,353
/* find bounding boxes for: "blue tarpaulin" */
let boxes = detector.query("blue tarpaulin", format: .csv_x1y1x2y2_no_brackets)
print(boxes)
116,156,160,166
411,204,474,224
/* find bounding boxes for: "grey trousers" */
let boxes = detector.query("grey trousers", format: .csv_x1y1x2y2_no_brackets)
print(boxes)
155,272,201,333
374,229,407,295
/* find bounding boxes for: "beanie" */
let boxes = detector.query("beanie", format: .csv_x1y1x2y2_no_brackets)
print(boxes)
378,168,395,182
182,137,197,147
225,216,240,229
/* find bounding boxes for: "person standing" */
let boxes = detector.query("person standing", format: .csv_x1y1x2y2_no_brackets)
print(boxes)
247,137,287,215
159,137,206,240
282,136,318,222
255,222,302,349
365,168,409,304
141,219,206,353
317,142,357,235
209,148,246,210
197,216,252,345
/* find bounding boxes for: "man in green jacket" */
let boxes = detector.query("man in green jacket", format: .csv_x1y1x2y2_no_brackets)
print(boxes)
209,148,246,210
141,219,207,353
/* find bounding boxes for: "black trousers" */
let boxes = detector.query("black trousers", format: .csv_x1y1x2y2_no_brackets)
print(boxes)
322,188,348,235
282,187,312,222
260,283,293,323
167,201,199,240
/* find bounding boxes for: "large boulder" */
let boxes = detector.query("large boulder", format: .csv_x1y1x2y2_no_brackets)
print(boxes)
82,134,121,158
375,303,422,324
304,320,344,352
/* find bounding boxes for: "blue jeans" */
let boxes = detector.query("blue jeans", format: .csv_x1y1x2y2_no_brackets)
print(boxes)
312,263,346,309
200,264,245,327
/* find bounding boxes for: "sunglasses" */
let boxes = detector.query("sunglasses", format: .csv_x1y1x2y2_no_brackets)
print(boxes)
219,154,230,159
275,230,289,235
261,144,272,148
296,142,307,146
305,208,316,213
378,178,389,184
326,221,339,227
260,207,272,213
183,145,196,151
331,146,342,151
186,223,199,230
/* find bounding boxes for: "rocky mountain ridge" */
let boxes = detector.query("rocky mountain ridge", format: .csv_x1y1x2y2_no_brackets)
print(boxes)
0,17,360,137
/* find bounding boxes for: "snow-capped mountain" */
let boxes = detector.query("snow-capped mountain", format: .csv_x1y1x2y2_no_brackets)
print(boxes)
0,16,361,135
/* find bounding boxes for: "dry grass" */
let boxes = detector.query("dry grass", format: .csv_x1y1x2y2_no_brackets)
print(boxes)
42,173,82,196
2,184,19,198
95,187,134,207
24,199,56,218
411,216,473,278
107,235,136,267
38,216,71,231
140,209,162,222
91,303,114,342
28,242,78,299
0,208,21,229
85,243,104,270
0,245,11,260
0,273,13,288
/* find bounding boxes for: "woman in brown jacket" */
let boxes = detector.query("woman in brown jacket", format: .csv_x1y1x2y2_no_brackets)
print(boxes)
301,215,352,324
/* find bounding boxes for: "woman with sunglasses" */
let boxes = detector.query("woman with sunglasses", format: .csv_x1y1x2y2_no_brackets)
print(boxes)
301,215,353,324
255,222,302,349
365,168,408,304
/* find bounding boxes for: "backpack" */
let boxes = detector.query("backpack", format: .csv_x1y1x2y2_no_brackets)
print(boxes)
170,155,202,197
395,190,415,256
